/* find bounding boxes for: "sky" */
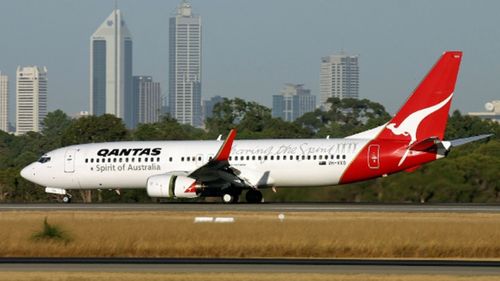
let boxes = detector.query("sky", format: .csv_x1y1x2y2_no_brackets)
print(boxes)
0,0,499,121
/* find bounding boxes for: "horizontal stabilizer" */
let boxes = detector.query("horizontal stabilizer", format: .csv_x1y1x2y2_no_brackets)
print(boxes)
449,134,493,147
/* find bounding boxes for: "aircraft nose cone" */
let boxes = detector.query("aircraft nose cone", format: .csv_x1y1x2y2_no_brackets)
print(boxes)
20,164,35,182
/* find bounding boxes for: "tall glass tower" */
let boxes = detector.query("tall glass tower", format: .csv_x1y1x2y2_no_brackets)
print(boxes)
90,9,134,128
169,0,202,127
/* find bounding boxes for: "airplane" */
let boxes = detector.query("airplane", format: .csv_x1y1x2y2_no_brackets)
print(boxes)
20,51,492,203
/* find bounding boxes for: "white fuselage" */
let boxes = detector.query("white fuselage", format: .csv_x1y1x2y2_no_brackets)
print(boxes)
21,138,369,190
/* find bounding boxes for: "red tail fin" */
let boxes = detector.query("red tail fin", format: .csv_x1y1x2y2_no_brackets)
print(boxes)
378,51,462,144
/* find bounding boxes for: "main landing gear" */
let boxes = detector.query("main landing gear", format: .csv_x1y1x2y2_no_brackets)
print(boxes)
245,189,263,203
220,189,263,204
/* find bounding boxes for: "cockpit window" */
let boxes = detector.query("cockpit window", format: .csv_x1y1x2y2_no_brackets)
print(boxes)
38,156,51,163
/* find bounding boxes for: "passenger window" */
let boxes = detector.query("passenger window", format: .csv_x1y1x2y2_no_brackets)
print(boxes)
157,157,161,162
138,158,141,163
252,156,256,160
169,157,173,162
301,155,305,160
113,158,117,163
313,155,317,160
181,157,184,162
246,156,250,160
336,155,340,159
85,159,88,163
342,155,346,159
258,156,262,160
108,158,111,163
307,155,311,160
151,157,154,162
264,156,268,160
229,156,232,161
125,158,129,162
296,155,300,160
91,159,94,163
119,158,122,163
145,158,148,162
198,157,201,161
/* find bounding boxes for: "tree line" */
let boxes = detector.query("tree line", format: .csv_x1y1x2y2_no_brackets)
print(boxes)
0,97,498,203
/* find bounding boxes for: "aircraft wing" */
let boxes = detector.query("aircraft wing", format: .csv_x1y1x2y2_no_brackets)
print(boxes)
188,129,245,186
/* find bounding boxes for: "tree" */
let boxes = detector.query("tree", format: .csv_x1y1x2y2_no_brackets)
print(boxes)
61,114,128,145
295,97,391,137
132,116,206,141
42,110,73,149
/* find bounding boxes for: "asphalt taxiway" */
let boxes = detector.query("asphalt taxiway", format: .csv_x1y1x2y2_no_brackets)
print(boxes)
1,203,500,213
0,258,500,275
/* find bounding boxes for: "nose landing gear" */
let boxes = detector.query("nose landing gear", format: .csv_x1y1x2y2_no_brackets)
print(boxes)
45,187,72,203
62,195,72,204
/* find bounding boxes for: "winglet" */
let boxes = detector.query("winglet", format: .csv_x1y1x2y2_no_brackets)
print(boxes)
213,129,237,161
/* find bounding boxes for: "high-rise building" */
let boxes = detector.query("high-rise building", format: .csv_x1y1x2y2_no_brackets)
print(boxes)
0,72,8,132
202,95,223,121
169,0,202,127
133,76,162,124
90,9,133,128
320,53,359,106
272,84,316,122
16,66,48,135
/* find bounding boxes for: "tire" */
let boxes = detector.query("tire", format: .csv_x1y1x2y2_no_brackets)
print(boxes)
62,196,72,204
245,189,263,203
222,192,239,204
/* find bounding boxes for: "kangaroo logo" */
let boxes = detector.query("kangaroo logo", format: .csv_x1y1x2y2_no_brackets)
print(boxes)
386,93,453,166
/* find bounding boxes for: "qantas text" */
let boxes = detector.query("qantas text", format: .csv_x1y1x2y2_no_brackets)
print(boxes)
97,148,162,157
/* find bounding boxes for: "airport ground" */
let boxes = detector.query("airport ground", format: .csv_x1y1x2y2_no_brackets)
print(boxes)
2,204,500,279
1,206,500,259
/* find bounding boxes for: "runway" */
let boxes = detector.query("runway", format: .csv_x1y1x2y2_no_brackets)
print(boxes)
1,203,500,213
1,258,500,275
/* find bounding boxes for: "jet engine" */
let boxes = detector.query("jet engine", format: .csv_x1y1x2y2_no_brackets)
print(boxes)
146,174,200,198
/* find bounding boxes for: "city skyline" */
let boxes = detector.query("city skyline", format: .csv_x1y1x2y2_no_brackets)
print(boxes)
0,0,499,123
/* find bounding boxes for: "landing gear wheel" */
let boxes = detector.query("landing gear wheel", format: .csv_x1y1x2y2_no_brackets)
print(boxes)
222,192,239,204
62,195,72,204
245,189,263,203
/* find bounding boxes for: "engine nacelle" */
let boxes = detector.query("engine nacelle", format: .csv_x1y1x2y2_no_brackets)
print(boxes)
146,174,200,198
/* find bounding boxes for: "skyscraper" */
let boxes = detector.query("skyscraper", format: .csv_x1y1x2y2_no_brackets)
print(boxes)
272,84,316,122
169,0,202,127
0,72,8,132
90,9,133,128
320,53,359,107
16,66,47,135
133,76,162,124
